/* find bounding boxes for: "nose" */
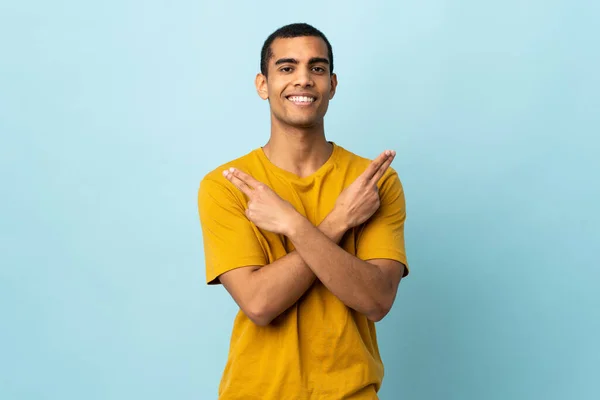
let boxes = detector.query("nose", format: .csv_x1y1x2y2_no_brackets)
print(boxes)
294,67,314,87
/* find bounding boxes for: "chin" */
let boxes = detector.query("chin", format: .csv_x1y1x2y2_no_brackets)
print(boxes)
287,113,324,127
289,119,320,129
273,110,323,129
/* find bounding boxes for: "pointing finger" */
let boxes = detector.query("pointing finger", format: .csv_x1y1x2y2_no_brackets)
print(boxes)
223,168,252,197
369,150,395,186
361,150,392,181
229,168,262,189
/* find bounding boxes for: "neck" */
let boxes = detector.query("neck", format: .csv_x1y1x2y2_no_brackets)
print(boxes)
262,118,333,178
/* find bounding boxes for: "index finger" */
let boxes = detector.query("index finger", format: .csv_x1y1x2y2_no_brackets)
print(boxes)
229,168,261,189
361,150,392,180
223,168,253,196
369,151,395,186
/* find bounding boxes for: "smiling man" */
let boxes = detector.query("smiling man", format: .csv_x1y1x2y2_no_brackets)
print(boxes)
197,23,409,400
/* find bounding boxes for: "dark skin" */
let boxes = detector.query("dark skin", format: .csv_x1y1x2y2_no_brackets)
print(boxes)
255,36,337,178
217,36,405,326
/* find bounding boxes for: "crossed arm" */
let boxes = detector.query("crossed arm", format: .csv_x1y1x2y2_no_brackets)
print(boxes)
218,212,348,326
217,150,405,326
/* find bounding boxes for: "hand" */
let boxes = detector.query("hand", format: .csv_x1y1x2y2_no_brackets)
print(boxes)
223,167,301,236
333,150,396,228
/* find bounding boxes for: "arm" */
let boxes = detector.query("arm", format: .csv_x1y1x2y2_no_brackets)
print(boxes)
218,212,347,326
287,160,407,321
221,150,402,323
287,212,404,322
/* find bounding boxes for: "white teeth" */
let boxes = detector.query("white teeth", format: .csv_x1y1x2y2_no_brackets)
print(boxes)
288,96,315,103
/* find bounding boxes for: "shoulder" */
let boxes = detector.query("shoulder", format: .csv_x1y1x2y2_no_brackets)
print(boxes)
202,149,260,181
198,148,260,201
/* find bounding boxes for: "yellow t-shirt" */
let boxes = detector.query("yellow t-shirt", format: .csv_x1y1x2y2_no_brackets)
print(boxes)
197,142,409,400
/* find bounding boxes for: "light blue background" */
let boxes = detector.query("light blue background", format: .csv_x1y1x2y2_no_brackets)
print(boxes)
1,1,598,399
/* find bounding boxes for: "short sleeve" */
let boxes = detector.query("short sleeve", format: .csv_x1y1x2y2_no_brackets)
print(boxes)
198,176,267,284
356,170,409,277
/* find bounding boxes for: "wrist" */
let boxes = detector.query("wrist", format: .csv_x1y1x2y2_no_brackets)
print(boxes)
321,208,350,241
285,211,309,240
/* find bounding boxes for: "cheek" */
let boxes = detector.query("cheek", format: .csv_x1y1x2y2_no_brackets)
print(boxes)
266,79,284,96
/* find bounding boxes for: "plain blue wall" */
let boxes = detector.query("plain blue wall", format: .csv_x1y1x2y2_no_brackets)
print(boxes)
1,1,598,399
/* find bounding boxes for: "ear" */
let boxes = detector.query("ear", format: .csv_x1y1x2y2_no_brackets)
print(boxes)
329,73,338,100
255,73,268,100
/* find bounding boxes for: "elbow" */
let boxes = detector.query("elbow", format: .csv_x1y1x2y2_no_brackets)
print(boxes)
366,299,392,323
366,306,388,323
248,312,272,327
367,282,400,322
245,300,274,327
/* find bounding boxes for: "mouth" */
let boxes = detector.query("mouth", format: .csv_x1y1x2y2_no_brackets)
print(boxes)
286,95,316,106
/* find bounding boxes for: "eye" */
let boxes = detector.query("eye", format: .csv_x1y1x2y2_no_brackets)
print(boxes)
279,66,293,73
312,66,326,74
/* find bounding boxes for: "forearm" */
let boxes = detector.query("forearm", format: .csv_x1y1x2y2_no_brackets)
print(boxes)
287,213,391,320
247,214,347,325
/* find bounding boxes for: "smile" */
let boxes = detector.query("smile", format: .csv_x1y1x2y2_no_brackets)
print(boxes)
286,95,316,105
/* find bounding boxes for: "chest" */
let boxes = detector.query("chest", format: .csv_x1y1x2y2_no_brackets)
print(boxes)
251,174,358,261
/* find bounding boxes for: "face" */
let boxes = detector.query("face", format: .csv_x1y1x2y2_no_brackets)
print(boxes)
255,36,338,129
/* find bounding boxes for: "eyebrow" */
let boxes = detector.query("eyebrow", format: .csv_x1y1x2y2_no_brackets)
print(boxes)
274,57,330,66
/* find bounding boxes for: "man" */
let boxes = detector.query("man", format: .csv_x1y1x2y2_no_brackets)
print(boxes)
198,23,409,400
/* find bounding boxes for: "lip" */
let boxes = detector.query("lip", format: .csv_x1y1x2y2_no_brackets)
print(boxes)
285,93,318,100
285,93,317,107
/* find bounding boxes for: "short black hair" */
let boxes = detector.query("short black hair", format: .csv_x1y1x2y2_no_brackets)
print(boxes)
260,23,334,77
